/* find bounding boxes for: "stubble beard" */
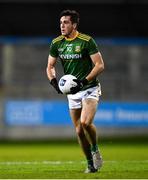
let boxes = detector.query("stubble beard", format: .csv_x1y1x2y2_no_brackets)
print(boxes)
61,28,74,38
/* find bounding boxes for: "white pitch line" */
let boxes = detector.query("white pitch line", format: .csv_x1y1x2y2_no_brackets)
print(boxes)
0,161,77,165
0,160,148,165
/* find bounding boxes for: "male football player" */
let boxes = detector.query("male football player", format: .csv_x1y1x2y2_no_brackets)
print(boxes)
46,9,104,173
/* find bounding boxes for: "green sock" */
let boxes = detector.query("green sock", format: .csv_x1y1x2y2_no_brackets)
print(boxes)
91,144,98,152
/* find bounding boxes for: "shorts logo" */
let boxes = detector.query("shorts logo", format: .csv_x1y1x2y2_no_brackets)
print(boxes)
84,91,92,97
75,46,81,52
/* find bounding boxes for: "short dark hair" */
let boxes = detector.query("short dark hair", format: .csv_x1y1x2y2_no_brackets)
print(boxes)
60,9,80,26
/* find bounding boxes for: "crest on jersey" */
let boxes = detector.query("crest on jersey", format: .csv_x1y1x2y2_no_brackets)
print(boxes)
75,46,81,52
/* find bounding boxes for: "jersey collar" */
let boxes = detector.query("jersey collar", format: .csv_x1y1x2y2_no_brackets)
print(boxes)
65,31,79,41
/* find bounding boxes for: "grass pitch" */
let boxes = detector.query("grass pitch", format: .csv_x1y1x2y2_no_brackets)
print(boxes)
0,138,148,179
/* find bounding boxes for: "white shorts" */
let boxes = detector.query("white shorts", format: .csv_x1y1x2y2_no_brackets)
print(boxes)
67,84,102,109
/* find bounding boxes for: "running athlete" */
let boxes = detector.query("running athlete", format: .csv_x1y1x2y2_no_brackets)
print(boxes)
46,9,104,173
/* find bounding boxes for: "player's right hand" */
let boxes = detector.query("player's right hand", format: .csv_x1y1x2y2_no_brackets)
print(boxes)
50,78,63,94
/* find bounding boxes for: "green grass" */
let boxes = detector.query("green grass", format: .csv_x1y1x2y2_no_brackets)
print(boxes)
0,139,148,179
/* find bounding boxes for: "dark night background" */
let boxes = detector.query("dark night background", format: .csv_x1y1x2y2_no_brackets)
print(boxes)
0,0,148,37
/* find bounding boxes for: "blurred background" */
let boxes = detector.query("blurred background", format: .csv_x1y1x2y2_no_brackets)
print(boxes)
0,0,148,140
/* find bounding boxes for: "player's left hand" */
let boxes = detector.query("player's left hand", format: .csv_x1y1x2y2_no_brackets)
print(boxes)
70,79,88,94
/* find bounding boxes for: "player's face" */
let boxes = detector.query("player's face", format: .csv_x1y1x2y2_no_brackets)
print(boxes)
60,16,76,37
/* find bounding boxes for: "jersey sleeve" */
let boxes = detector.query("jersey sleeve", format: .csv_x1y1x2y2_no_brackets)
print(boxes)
88,37,99,55
49,41,58,57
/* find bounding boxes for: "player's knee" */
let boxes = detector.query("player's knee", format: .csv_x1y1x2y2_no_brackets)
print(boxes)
75,126,84,137
81,120,90,129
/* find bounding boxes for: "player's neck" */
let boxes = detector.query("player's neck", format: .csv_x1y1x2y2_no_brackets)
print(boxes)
65,30,79,41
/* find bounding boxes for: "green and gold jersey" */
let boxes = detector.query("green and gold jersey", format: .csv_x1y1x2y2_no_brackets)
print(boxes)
49,32,99,90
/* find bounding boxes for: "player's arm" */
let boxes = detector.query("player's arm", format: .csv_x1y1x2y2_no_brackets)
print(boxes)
46,54,57,81
70,52,104,94
70,37,104,94
86,52,104,81
46,55,62,94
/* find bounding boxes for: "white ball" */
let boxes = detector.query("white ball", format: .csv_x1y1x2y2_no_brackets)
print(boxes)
58,74,77,94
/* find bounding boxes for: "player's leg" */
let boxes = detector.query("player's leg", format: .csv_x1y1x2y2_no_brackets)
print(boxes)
81,99,98,145
81,98,103,170
69,108,96,173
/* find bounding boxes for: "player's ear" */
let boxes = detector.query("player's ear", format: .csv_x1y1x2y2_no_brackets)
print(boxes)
73,23,77,29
